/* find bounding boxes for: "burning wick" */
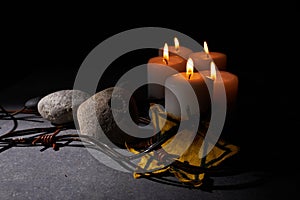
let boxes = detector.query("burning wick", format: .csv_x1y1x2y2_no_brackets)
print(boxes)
163,58,169,65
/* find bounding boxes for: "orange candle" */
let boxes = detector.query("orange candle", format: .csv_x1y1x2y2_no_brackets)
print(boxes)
202,62,238,114
165,58,211,119
189,41,227,71
148,43,186,100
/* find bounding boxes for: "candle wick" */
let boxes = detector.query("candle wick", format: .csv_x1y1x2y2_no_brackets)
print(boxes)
206,53,209,59
163,58,168,65
188,74,191,80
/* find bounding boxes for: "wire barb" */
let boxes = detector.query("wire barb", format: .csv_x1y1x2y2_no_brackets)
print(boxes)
32,129,61,151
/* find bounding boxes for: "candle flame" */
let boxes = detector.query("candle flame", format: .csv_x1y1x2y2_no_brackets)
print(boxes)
204,41,209,54
163,43,169,64
186,58,194,79
210,61,216,81
174,37,180,51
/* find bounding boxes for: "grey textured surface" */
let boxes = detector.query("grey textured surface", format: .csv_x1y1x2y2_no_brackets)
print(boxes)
0,115,283,200
0,105,298,200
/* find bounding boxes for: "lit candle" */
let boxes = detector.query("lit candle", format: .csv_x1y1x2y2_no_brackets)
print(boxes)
148,43,186,100
159,37,193,60
202,61,238,114
165,58,211,120
189,41,227,71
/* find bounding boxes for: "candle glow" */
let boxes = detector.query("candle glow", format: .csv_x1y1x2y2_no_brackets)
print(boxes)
186,58,194,79
210,61,216,81
204,41,209,54
163,43,169,65
174,37,180,51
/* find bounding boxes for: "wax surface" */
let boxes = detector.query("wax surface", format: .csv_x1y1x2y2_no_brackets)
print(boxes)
158,46,193,60
148,55,186,72
147,55,186,100
209,52,227,70
189,52,227,71
165,72,211,119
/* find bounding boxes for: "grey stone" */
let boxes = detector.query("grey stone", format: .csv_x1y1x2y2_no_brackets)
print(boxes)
77,87,139,148
37,89,90,124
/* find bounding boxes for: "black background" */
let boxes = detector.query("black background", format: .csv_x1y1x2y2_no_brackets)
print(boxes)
1,4,298,172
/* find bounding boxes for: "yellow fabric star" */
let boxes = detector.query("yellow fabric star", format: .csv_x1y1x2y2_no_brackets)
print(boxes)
126,104,239,188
